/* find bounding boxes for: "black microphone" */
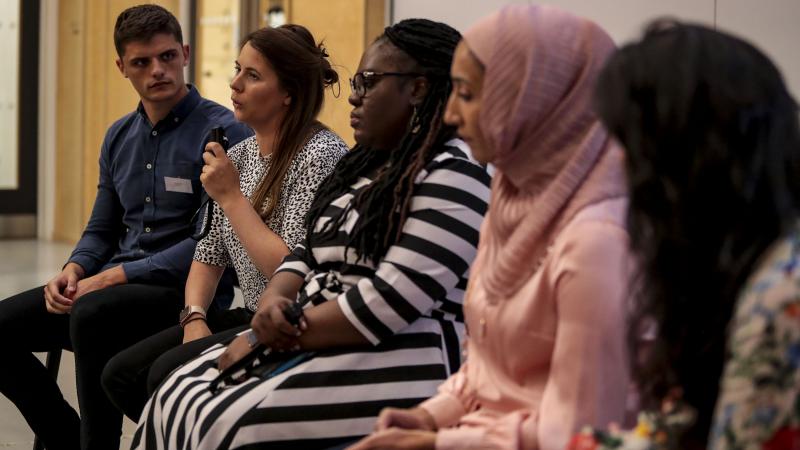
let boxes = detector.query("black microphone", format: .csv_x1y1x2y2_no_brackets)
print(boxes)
191,127,229,241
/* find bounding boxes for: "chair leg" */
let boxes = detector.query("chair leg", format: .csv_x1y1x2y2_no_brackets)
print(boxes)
44,350,61,380
32,350,62,450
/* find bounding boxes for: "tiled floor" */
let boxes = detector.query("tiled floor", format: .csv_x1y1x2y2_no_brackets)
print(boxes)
0,239,244,449
0,239,138,448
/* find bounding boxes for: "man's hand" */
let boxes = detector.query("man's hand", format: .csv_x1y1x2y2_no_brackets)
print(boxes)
72,265,128,301
183,319,212,344
43,262,85,314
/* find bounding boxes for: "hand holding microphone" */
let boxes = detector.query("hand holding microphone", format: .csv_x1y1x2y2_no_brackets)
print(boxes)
200,128,241,209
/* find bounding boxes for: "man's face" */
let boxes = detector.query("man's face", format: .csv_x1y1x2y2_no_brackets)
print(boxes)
116,33,189,106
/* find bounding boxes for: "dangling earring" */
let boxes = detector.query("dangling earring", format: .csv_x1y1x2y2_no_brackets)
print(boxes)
410,105,421,134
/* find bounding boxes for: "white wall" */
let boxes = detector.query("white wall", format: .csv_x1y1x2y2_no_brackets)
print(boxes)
715,0,800,100
392,0,800,98
0,0,20,189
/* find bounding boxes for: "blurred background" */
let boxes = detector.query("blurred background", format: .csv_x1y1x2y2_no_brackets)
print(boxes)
0,0,798,243
0,0,797,447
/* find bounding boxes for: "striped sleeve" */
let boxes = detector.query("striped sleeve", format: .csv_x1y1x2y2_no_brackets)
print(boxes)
273,239,314,279
338,156,491,345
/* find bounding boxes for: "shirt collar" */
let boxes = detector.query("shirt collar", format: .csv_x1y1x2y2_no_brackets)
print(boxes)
136,84,201,129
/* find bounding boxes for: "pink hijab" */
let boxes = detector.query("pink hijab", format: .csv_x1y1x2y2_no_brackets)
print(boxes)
465,5,627,298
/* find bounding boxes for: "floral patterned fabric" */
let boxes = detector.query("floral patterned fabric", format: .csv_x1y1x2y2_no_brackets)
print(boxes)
566,398,695,450
709,225,800,449
567,224,800,450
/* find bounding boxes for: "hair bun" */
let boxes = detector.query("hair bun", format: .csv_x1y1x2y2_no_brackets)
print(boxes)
317,43,330,59
316,42,338,86
322,66,339,87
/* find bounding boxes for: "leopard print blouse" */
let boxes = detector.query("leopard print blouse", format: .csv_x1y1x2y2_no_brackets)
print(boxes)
193,129,348,311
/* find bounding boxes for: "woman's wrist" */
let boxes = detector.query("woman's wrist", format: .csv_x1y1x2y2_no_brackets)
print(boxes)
182,315,207,328
416,407,438,431
218,190,247,212
256,291,292,314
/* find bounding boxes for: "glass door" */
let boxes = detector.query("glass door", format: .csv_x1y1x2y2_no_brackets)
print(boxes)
0,0,39,238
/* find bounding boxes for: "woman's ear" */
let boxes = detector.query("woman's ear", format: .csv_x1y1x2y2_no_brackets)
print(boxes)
409,76,430,106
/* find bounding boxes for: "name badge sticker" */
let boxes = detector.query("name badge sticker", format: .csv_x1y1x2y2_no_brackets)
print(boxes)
165,176,193,194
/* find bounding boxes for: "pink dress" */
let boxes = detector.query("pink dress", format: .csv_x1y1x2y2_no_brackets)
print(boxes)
421,197,633,450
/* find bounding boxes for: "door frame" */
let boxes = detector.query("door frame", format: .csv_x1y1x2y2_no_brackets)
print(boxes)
0,0,39,237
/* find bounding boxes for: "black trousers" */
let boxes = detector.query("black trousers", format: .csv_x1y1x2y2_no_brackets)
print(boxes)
0,284,184,450
102,307,253,422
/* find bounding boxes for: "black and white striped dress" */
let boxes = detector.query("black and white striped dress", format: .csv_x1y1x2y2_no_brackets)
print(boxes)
131,145,491,450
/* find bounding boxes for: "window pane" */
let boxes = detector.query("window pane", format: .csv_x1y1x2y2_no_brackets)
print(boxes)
0,0,19,189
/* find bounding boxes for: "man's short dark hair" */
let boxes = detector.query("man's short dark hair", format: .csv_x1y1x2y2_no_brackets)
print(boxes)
114,4,183,57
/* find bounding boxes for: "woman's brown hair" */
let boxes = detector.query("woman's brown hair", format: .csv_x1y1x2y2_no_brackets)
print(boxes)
245,24,338,220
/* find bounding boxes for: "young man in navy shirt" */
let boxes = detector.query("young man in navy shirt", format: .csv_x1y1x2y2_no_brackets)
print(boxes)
0,5,251,449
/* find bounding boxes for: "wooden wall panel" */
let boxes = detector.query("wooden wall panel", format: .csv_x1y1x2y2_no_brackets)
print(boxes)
81,0,110,228
81,0,180,226
54,0,86,242
364,0,386,47
55,0,376,242
56,0,179,242
194,0,239,107
191,0,385,146
290,0,385,147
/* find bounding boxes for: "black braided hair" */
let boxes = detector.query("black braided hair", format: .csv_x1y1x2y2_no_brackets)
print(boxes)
304,19,461,263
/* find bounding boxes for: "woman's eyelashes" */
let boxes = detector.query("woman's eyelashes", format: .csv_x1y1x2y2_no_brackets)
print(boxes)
457,89,473,101
233,65,260,81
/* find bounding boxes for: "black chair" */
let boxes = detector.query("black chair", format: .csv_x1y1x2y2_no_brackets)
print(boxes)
32,350,62,450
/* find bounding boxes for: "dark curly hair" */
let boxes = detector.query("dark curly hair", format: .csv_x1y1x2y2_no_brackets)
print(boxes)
304,18,461,263
595,20,800,448
114,4,182,57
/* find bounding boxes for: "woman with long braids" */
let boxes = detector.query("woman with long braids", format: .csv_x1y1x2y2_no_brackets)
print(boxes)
352,5,634,450
131,18,491,450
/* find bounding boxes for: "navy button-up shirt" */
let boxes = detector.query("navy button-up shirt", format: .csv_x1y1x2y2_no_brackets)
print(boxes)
68,86,252,303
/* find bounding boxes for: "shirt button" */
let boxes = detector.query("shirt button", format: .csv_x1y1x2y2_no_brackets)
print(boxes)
146,163,153,170
126,227,129,232
174,117,179,123
145,227,151,233
151,130,158,136
145,196,151,203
